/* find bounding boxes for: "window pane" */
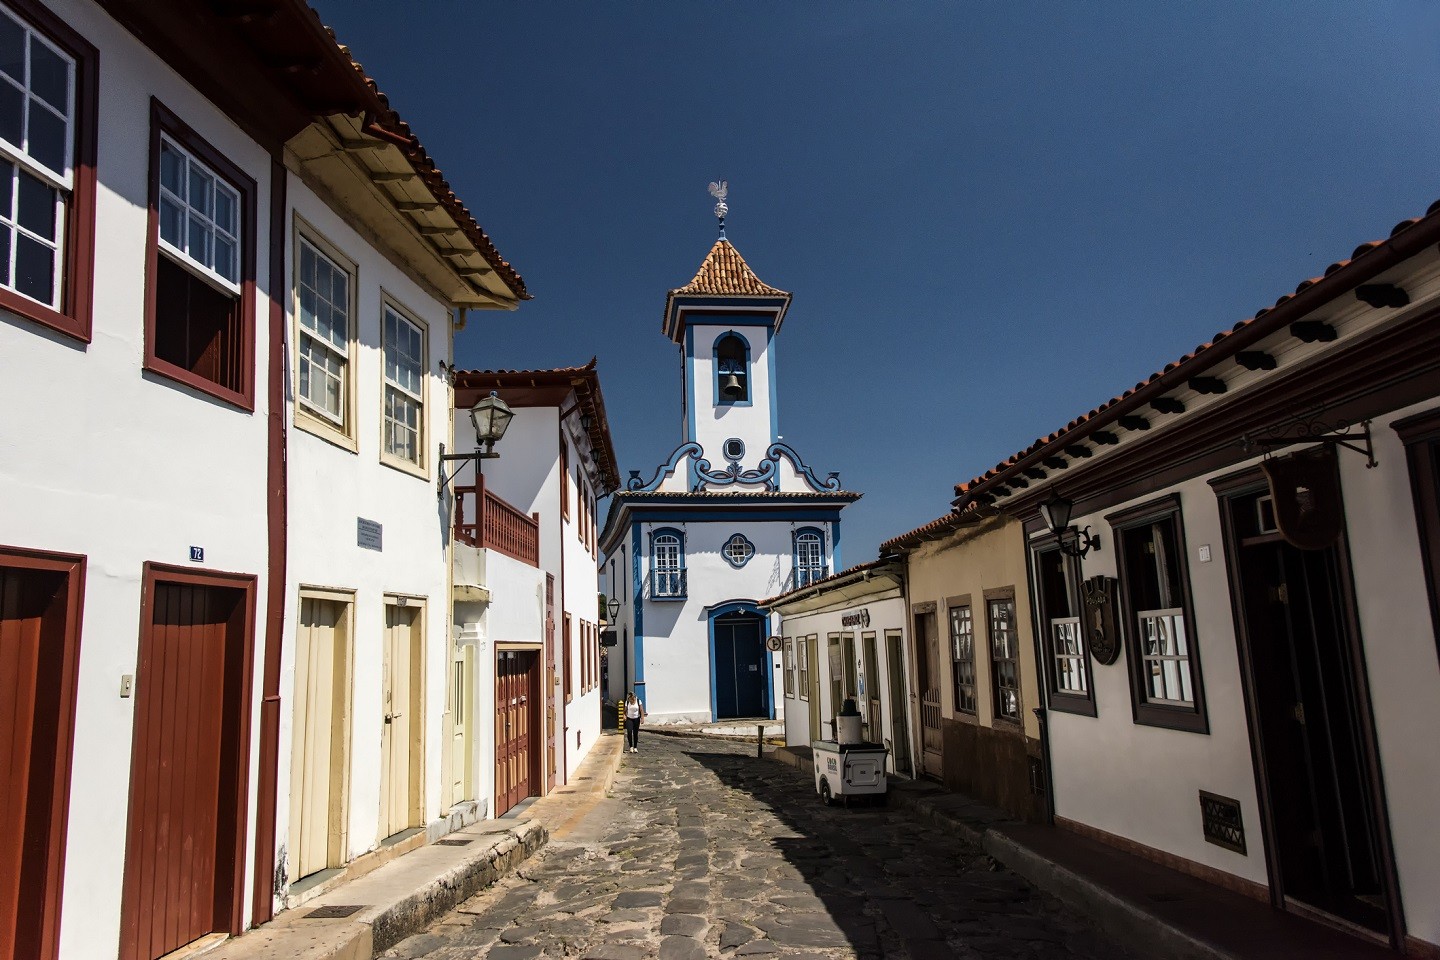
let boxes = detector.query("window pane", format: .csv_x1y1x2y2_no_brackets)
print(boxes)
0,81,20,147
16,169,53,238
213,183,236,235
0,225,11,285
0,15,21,84
187,212,211,267
160,142,184,196
29,36,68,111
159,196,182,249
14,231,52,303
0,160,11,214
26,99,63,172
188,165,212,217
214,234,236,282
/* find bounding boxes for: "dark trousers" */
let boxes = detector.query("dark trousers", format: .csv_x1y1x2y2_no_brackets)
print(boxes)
625,717,640,749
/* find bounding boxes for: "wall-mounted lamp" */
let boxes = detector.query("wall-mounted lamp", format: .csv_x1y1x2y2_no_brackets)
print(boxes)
606,597,621,621
580,412,593,431
438,391,515,498
1040,492,1100,559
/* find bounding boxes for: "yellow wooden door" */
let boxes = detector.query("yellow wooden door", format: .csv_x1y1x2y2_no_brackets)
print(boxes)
381,604,421,838
289,597,348,880
449,646,472,806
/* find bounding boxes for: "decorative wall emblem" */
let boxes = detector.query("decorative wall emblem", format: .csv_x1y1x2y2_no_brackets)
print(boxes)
1082,575,1121,665
722,533,756,568
627,441,844,494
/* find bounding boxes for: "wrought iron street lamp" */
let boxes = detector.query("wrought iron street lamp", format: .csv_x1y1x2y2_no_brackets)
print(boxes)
438,391,515,498
1040,492,1100,559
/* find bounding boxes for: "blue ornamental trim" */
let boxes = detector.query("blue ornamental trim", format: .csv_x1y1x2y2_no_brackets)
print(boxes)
721,532,756,568
627,441,842,494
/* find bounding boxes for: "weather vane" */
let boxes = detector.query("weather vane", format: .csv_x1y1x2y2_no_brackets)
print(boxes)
708,179,728,239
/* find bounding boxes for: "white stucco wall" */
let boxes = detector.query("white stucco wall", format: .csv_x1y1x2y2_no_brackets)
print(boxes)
0,3,274,954
687,321,777,461
560,422,603,778
271,173,455,899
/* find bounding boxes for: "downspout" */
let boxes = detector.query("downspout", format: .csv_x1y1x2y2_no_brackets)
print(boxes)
252,155,289,925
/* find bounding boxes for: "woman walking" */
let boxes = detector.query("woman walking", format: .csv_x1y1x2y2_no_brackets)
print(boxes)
624,692,645,753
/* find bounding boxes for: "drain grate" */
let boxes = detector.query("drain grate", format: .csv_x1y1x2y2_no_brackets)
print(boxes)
435,839,473,847
305,904,365,919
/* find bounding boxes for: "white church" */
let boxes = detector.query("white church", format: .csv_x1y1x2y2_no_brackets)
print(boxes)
599,192,860,723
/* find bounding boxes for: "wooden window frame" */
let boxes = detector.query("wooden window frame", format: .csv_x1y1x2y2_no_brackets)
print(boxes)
562,613,573,703
797,635,810,701
143,99,257,410
793,527,826,588
379,294,429,478
1029,532,1097,717
946,595,977,716
0,0,95,343
1107,493,1210,734
1395,407,1440,668
782,637,795,697
984,586,1022,726
292,220,358,451
560,442,570,521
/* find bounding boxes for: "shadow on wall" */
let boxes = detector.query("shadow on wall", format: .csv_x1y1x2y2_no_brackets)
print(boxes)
677,746,1131,958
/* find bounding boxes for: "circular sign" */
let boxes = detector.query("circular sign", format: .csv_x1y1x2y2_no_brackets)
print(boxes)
766,635,784,652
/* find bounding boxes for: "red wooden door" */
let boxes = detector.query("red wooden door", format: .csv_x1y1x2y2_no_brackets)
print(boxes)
544,575,556,792
121,577,249,960
1,559,81,960
494,651,537,817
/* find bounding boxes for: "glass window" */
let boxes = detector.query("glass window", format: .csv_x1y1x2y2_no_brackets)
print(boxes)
797,637,809,699
652,531,684,598
723,533,754,568
383,305,424,465
1033,545,1093,711
157,135,240,289
783,638,795,697
989,596,1021,723
949,604,976,714
296,237,350,425
794,530,826,587
0,4,74,312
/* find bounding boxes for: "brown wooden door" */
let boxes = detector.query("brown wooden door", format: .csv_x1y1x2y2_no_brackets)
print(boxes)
1,557,82,960
915,611,943,771
544,574,556,792
494,650,536,816
121,575,251,960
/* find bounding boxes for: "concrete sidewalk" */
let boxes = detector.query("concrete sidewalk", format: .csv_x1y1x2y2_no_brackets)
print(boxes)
207,733,626,960
767,744,1398,960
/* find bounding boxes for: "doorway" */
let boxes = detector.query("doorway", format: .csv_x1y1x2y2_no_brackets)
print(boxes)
288,594,351,882
862,631,880,742
1220,481,1400,941
712,609,768,719
495,649,539,817
120,567,254,960
886,630,912,775
805,635,821,743
914,610,942,776
0,550,83,960
544,574,557,793
449,644,473,808
380,602,423,840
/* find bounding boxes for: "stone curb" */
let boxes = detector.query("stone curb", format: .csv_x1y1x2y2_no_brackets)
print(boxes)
762,747,1229,960
369,819,549,955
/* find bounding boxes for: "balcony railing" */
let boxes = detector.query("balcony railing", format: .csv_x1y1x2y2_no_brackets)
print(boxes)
649,569,687,599
454,480,540,567
793,565,830,590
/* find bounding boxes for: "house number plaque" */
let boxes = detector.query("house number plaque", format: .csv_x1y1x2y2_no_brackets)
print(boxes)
1082,575,1121,665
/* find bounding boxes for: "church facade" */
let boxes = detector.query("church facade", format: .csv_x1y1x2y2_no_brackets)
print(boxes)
599,228,859,723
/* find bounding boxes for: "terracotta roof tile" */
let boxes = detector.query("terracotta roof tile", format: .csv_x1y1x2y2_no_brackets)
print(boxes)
950,197,1440,501
669,239,791,298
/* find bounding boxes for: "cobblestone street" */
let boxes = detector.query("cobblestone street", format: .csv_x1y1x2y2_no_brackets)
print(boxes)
382,735,1136,960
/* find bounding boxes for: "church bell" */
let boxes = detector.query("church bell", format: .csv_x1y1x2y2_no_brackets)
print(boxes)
721,374,744,398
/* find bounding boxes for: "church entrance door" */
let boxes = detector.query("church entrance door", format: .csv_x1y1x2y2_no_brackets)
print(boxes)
713,610,767,719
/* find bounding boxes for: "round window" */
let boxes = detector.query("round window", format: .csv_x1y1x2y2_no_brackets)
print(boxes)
723,533,755,568
723,437,745,462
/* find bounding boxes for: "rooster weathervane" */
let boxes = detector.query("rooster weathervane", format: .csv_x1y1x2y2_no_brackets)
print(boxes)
708,179,728,238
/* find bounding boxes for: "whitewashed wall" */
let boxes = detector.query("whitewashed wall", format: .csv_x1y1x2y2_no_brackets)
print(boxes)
0,2,274,954
273,173,454,899
687,321,777,460
560,420,602,778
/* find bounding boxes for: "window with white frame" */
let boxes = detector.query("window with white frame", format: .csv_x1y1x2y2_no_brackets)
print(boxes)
783,637,795,696
988,593,1021,724
797,637,809,699
949,602,976,714
0,5,72,310
383,304,424,465
651,529,684,598
158,135,240,290
296,236,351,426
1032,542,1094,713
793,529,825,587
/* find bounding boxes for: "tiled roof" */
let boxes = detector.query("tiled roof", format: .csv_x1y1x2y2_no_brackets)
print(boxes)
758,558,897,608
669,239,791,299
951,199,1440,505
879,510,984,554
273,2,529,300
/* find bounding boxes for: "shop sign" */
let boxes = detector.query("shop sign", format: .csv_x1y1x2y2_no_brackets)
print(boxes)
840,608,871,628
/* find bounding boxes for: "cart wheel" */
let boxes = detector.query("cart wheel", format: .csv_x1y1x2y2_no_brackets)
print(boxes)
819,779,834,806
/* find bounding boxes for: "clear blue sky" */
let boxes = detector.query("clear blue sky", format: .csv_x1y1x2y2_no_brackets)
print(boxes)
322,1,1440,563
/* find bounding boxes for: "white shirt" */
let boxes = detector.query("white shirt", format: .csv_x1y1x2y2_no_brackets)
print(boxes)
626,701,641,719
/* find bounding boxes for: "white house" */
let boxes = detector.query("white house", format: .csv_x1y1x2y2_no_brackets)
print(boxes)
954,198,1440,954
599,223,859,723
761,560,912,775
450,362,619,815
0,2,526,957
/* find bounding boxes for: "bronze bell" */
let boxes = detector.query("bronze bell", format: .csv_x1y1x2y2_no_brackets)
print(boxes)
721,374,744,398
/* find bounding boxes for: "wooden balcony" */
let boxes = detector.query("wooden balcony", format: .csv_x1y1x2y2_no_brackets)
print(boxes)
454,480,539,567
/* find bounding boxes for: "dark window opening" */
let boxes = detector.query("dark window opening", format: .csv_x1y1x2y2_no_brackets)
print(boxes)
1034,543,1094,713
153,254,243,391
716,334,748,403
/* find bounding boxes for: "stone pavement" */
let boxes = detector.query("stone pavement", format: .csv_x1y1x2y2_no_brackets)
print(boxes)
380,734,1135,960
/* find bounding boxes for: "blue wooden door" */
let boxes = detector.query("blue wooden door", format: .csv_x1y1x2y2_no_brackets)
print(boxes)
714,612,765,719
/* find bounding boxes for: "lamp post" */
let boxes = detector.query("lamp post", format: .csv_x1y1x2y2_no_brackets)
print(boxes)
1040,492,1100,559
607,597,621,622
439,390,515,498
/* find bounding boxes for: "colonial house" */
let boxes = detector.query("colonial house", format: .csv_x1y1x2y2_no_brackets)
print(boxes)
879,512,1047,822
0,2,525,958
761,559,914,776
599,217,859,723
951,200,1440,953
449,362,619,816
